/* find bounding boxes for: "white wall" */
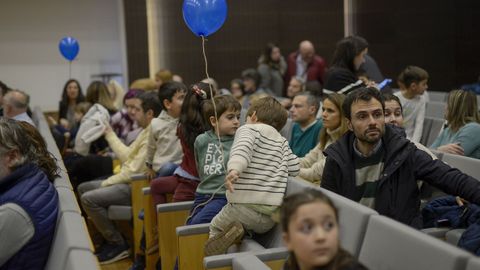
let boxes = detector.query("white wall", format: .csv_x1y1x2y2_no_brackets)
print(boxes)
0,0,127,111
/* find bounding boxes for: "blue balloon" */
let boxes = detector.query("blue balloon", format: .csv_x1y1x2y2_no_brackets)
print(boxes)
59,36,79,61
182,0,227,37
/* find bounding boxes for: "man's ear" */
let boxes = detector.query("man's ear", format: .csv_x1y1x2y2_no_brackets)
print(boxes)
347,119,353,131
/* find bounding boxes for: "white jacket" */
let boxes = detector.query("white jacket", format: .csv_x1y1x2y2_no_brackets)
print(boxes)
74,104,110,156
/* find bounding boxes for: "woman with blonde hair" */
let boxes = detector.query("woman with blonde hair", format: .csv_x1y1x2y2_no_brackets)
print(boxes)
107,79,125,110
299,93,348,183
85,81,117,114
431,89,480,159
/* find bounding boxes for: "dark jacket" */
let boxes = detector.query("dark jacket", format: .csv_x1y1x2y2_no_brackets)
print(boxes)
321,125,480,228
324,67,363,93
423,196,480,255
0,163,58,270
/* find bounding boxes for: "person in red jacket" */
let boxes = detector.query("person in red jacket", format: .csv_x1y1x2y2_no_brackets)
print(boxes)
285,40,327,93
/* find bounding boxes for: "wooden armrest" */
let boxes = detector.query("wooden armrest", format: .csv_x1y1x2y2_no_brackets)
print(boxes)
176,223,210,236
157,202,192,270
130,177,149,256
156,201,194,213
178,224,211,270
232,254,271,270
131,173,147,181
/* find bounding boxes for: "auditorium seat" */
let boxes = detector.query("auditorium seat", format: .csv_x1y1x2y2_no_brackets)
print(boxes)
201,179,378,270
446,229,466,246
442,153,480,180
45,212,95,270
466,256,480,270
232,254,271,270
156,200,193,270
428,91,448,102
64,249,99,270
34,107,100,270
425,101,446,118
420,117,445,147
359,215,472,270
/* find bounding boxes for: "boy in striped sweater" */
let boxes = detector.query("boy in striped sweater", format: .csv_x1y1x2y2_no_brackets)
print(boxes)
204,96,300,256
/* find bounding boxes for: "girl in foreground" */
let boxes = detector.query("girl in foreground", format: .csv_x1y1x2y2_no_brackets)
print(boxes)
280,189,368,270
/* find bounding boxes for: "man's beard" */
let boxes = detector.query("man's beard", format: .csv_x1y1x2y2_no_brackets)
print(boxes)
358,127,383,144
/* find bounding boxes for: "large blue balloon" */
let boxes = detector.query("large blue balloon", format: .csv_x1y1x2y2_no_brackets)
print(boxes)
182,0,227,37
59,36,79,61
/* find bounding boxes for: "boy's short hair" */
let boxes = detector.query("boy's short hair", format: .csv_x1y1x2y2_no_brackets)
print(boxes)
343,87,385,120
138,91,161,117
74,102,92,115
247,96,287,131
397,66,429,88
203,95,241,127
158,81,187,110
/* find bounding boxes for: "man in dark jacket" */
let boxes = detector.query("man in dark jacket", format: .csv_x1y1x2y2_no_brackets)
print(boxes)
321,87,480,228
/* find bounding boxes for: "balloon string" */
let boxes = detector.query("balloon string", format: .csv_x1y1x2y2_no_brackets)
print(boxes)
69,61,72,79
186,36,227,224
201,35,224,170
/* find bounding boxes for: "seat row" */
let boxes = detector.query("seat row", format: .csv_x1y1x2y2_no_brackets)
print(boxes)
33,107,100,270
121,143,480,270
204,177,480,270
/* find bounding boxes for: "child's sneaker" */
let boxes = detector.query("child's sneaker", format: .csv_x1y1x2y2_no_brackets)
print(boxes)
96,241,130,264
204,221,244,256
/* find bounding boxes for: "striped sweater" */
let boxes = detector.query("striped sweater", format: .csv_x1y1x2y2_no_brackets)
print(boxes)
227,123,300,206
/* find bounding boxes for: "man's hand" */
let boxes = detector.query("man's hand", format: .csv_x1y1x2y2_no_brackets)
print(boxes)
103,121,113,135
225,170,239,193
437,143,464,156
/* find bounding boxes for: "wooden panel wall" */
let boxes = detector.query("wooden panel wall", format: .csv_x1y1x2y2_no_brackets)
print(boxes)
353,0,480,91
156,0,344,88
123,0,150,85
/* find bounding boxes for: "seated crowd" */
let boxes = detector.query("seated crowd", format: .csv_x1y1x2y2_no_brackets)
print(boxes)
1,34,480,270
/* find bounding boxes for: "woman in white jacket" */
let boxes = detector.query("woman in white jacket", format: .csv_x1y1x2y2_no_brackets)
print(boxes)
298,93,348,184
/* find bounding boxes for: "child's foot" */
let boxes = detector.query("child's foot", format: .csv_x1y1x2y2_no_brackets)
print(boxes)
204,221,244,256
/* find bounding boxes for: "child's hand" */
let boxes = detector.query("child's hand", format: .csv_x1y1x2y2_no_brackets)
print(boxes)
145,168,156,181
59,118,70,129
225,170,239,192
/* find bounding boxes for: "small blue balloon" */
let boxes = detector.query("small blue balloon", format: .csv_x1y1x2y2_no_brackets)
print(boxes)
182,0,227,37
59,36,79,61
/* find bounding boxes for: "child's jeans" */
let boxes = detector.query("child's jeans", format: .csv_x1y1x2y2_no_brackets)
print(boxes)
186,193,227,225
155,162,178,178
209,203,275,238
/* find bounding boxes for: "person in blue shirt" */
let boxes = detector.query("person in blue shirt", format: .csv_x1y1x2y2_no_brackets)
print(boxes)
431,89,480,159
